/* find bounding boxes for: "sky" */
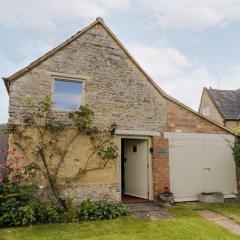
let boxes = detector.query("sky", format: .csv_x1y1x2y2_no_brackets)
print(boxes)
1,0,240,123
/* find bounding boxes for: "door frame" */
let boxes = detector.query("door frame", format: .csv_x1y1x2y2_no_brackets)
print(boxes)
117,135,153,201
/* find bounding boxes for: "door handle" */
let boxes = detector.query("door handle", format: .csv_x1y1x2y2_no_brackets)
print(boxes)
124,158,127,162
203,167,210,170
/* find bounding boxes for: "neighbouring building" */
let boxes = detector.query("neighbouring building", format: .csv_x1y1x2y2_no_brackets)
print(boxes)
2,18,237,203
199,87,240,129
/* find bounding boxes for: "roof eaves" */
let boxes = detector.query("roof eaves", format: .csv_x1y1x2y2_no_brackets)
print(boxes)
2,77,10,94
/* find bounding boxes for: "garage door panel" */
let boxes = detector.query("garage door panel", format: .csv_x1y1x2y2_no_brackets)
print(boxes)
203,140,236,195
165,133,237,202
170,139,203,199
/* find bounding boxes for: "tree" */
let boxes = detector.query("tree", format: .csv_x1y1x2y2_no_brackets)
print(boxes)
9,96,118,209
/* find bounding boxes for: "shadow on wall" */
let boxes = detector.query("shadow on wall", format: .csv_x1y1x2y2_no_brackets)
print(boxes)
0,124,8,174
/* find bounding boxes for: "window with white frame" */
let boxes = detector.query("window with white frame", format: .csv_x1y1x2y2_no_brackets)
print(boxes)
53,78,84,110
202,106,210,116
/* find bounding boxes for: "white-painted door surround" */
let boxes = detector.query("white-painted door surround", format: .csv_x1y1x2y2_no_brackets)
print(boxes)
164,132,237,202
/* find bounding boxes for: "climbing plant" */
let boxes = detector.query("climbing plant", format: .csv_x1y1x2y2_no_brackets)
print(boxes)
231,127,240,201
8,96,118,209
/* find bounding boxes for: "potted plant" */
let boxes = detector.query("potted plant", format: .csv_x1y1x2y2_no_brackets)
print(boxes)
159,185,174,207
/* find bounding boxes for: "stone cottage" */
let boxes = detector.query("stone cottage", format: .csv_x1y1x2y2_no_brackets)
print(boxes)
199,87,240,129
3,18,236,203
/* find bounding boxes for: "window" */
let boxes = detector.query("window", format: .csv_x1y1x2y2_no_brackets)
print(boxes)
203,106,210,116
133,146,137,153
53,78,83,110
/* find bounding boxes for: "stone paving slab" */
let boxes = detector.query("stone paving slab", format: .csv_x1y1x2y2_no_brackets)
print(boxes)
128,202,164,212
197,210,240,235
216,219,240,235
197,210,229,221
128,202,173,220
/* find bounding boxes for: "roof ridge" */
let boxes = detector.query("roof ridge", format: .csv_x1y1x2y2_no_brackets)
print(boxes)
209,88,240,92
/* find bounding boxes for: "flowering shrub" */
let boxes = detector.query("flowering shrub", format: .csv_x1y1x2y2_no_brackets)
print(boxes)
0,147,36,227
0,147,26,184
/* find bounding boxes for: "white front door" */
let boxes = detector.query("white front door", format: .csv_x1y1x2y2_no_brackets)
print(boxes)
123,139,148,199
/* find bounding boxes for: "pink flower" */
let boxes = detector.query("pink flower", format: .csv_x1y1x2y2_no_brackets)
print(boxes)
0,174,3,184
15,156,20,161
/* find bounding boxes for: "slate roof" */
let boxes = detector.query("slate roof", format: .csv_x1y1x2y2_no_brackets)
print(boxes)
208,88,240,120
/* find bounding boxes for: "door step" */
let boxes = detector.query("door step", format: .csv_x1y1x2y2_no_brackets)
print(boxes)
128,202,173,220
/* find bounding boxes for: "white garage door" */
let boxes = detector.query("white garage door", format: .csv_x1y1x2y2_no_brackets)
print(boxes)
164,133,237,202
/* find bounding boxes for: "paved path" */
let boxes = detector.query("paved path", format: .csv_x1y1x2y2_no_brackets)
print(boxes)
128,202,173,220
197,210,240,235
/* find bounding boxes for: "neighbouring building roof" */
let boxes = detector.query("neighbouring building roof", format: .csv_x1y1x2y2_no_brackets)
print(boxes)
207,88,240,120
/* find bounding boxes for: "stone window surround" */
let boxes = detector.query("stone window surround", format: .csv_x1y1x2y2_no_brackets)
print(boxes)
50,72,88,112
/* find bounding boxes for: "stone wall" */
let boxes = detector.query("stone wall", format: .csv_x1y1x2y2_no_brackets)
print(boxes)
62,185,120,203
225,120,240,129
9,23,167,132
9,129,120,202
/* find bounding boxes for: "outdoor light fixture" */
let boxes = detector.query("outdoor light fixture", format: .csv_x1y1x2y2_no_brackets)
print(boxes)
110,122,117,135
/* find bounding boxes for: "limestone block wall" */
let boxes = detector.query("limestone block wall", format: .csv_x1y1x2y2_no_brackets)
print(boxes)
225,120,240,129
8,23,166,132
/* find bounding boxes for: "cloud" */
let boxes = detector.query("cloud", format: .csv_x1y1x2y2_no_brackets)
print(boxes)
127,43,190,79
136,0,240,30
0,0,131,31
2,0,240,32
127,42,239,110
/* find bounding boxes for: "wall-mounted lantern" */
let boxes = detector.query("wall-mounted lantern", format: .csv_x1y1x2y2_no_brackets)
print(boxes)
110,122,118,135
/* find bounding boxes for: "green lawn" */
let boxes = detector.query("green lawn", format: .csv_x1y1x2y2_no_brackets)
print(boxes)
1,203,240,240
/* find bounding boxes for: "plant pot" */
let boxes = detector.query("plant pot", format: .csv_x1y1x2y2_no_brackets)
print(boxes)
159,192,174,207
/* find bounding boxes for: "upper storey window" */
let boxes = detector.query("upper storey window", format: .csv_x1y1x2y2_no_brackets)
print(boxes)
202,106,210,116
53,78,84,111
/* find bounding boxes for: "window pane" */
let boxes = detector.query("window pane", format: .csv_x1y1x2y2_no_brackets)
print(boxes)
54,79,83,110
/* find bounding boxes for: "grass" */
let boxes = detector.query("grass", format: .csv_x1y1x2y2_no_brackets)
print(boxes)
1,202,240,240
